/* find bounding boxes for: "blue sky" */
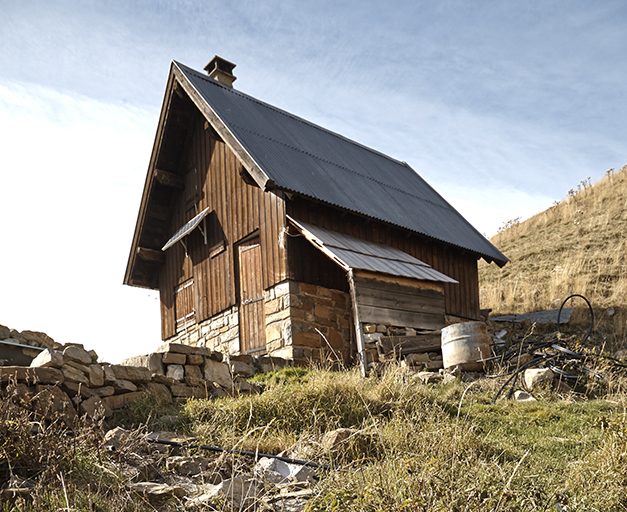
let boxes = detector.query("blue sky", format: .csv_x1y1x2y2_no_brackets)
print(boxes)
1,1,626,361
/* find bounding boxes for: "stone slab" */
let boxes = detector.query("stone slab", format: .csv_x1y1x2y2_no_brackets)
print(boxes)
156,342,210,356
63,345,93,365
103,391,145,410
0,366,64,385
106,364,152,383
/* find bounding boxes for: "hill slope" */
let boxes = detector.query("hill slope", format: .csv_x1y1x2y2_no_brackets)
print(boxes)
479,165,627,323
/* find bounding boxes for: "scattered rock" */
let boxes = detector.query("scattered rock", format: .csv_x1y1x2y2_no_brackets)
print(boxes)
166,456,212,476
417,371,443,384
104,426,131,451
254,457,317,485
615,348,627,360
524,368,554,390
511,353,533,367
513,390,536,402
128,482,185,504
186,476,260,510
404,353,430,365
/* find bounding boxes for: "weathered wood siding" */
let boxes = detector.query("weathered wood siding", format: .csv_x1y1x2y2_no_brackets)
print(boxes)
286,233,349,292
159,114,287,340
286,200,481,321
353,272,445,331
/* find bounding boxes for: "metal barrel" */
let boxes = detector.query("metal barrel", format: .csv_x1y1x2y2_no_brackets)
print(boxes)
441,321,490,372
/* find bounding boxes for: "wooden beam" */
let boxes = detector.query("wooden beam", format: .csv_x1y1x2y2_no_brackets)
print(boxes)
154,169,184,189
348,269,367,377
136,246,166,263
377,334,442,360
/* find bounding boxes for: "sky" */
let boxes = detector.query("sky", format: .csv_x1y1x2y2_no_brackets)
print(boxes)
1,1,626,362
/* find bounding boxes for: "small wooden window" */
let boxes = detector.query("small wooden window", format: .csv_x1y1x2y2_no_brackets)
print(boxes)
175,278,196,332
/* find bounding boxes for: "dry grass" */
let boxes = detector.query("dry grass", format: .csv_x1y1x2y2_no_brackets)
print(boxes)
185,365,627,511
4,363,627,510
480,165,627,349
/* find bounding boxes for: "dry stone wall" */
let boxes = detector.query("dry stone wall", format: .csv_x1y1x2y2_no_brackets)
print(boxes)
0,322,301,424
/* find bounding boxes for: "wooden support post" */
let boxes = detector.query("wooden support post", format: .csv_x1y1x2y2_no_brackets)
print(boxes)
348,269,367,377
136,247,166,263
154,169,185,189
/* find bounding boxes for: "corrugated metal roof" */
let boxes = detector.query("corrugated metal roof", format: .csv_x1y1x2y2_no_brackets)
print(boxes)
289,218,458,283
175,61,508,266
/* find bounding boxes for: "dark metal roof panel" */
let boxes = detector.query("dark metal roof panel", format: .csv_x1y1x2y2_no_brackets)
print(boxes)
290,218,458,283
175,62,508,265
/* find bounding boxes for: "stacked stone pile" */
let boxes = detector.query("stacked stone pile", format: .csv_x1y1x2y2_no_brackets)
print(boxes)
0,324,62,350
362,323,444,371
0,339,259,424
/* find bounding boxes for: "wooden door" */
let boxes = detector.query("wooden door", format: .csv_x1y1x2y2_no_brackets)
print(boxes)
238,238,266,353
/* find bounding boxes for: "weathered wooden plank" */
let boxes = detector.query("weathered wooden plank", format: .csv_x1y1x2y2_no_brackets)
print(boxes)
376,334,441,359
357,305,445,331
155,168,185,189
137,246,166,263
355,290,445,316
354,273,444,295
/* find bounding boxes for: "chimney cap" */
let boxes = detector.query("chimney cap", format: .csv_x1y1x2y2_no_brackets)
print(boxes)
204,56,237,87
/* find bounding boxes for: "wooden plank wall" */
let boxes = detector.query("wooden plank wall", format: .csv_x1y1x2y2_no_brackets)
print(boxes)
159,114,287,339
353,272,445,331
286,233,349,292
286,200,481,321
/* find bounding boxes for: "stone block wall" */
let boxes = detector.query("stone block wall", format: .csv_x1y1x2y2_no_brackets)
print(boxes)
166,306,240,354
0,341,251,425
162,281,352,365
276,281,351,363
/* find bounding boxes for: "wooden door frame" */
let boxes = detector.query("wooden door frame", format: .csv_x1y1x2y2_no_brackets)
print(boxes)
235,232,267,354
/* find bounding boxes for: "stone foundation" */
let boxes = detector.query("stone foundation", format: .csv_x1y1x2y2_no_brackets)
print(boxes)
276,281,351,363
167,306,240,354
164,280,351,364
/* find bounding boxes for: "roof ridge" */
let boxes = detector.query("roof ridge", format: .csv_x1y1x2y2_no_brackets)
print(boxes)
176,61,410,168
231,122,456,212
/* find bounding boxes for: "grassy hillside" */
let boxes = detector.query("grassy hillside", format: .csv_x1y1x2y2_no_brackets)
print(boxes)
479,166,627,345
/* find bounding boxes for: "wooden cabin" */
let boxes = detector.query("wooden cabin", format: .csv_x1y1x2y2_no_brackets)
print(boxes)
124,56,508,370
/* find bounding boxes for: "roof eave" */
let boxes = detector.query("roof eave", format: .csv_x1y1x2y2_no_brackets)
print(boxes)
124,63,181,289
